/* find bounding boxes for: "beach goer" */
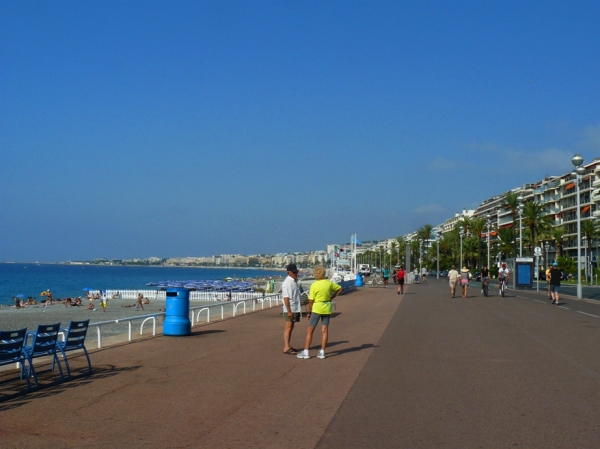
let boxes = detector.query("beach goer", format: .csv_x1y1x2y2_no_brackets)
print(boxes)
101,291,108,312
13,297,20,309
548,262,563,305
448,266,459,298
382,266,390,287
421,266,428,282
460,267,470,298
282,263,302,355
143,298,150,305
137,293,145,311
297,266,342,360
480,265,490,294
396,266,406,295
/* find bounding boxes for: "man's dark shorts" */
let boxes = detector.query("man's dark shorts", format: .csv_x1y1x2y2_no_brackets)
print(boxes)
397,278,405,285
309,312,331,327
284,312,300,322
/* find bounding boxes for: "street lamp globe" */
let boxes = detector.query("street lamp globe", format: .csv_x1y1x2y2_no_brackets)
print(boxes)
572,154,584,167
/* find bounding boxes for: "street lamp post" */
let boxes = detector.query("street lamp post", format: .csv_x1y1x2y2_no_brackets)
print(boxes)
437,238,440,279
544,242,550,271
583,237,588,285
517,195,524,257
419,241,423,278
572,154,585,299
486,213,491,269
459,226,464,269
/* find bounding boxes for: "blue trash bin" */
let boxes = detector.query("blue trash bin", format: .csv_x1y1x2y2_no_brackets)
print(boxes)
356,273,363,287
164,288,191,336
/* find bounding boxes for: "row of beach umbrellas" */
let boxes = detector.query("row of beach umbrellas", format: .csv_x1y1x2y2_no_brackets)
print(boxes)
146,280,256,291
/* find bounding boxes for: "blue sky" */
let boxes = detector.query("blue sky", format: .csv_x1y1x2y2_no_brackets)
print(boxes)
1,1,599,262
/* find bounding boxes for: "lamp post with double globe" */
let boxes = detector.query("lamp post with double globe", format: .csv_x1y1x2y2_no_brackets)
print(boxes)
572,154,585,299
486,213,492,269
544,242,550,271
459,226,464,269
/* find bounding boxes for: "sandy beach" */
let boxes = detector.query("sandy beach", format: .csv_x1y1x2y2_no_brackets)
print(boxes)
0,297,249,345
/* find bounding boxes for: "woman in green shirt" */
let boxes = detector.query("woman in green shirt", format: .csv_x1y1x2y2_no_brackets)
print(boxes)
297,266,343,360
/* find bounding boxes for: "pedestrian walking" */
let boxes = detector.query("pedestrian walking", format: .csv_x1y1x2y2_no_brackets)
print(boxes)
460,267,470,298
421,266,427,282
546,265,552,300
548,262,564,305
392,268,397,284
282,263,302,355
414,268,419,283
396,266,406,295
297,266,342,360
448,266,459,298
382,266,390,287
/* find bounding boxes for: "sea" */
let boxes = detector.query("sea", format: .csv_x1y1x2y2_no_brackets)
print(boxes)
0,263,283,306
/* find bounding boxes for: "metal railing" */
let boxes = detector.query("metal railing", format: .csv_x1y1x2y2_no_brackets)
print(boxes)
88,293,283,348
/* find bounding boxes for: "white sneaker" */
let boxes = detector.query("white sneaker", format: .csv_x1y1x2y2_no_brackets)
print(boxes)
317,350,326,359
297,349,310,359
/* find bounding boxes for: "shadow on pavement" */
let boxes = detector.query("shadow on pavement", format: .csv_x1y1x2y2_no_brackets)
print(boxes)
326,343,378,358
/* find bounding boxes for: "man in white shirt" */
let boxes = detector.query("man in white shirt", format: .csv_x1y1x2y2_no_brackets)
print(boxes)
498,262,510,296
447,266,459,298
282,263,302,355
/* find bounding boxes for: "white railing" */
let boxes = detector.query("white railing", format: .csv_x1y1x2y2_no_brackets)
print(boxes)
88,293,283,348
89,290,266,302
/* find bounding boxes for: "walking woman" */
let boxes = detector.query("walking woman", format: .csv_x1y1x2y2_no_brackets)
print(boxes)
297,266,342,360
460,267,470,298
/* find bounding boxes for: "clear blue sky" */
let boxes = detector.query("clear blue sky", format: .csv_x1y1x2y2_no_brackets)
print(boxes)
1,1,599,262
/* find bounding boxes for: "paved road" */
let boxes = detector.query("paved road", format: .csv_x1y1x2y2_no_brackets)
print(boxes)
318,279,600,448
2,279,600,448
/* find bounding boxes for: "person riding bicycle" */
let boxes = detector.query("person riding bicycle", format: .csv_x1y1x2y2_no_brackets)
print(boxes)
480,265,490,294
498,262,510,295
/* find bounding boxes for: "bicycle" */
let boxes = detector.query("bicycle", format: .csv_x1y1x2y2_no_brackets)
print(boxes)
498,277,508,297
482,277,490,297
370,273,382,288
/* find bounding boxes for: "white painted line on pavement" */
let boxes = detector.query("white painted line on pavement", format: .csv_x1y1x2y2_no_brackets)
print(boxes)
533,299,546,303
517,296,528,299
576,311,600,318
558,306,570,310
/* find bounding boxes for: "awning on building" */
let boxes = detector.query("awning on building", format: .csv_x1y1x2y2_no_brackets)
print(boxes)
565,182,575,190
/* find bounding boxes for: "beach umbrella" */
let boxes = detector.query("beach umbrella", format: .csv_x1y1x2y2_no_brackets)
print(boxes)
40,291,49,296
82,287,92,291
16,293,25,298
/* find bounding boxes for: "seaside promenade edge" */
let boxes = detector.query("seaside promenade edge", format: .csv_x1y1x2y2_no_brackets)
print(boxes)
0,283,402,449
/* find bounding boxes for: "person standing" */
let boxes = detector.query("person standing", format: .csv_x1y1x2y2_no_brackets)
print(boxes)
382,266,390,287
548,262,563,305
460,267,470,298
448,266,459,298
136,293,145,311
392,268,397,285
101,291,108,312
297,266,342,360
421,266,428,282
546,265,552,300
414,268,419,283
480,265,490,294
282,263,302,355
396,266,406,295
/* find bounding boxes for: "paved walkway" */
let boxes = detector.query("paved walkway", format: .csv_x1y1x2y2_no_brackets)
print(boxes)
2,279,600,448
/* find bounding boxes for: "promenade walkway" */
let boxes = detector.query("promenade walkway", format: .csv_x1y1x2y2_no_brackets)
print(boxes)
2,279,600,448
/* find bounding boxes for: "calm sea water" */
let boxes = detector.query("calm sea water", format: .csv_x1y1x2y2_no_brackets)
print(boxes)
0,264,283,306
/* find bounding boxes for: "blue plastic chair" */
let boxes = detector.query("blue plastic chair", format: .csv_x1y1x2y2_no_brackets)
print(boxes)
53,319,92,377
22,323,64,387
0,328,31,390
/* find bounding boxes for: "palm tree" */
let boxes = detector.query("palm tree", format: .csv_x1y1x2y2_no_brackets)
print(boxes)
471,217,486,270
522,201,551,256
497,227,515,260
417,224,434,265
581,220,600,279
551,226,565,258
500,192,520,256
390,241,397,266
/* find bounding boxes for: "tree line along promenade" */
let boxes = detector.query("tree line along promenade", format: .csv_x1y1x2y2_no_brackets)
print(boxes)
357,157,600,280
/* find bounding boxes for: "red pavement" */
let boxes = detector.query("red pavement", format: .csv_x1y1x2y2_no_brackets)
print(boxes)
0,285,402,449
